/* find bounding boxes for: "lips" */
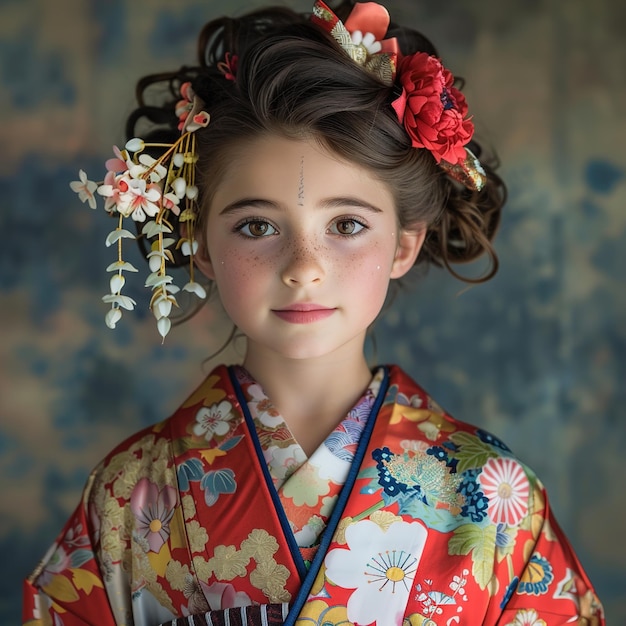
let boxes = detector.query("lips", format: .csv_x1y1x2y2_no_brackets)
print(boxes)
272,303,336,324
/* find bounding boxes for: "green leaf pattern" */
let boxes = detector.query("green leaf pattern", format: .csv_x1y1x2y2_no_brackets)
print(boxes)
449,432,498,473
448,523,497,590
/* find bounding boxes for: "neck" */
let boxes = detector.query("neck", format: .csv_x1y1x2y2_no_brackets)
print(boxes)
242,341,373,456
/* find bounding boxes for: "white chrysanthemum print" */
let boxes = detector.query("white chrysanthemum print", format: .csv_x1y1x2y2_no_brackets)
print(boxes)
505,608,547,626
325,519,428,626
479,457,530,526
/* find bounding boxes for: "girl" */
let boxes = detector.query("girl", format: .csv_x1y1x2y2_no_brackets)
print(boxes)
24,1,603,625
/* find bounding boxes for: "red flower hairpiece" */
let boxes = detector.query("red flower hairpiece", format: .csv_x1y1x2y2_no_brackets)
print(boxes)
310,1,486,191
392,53,485,190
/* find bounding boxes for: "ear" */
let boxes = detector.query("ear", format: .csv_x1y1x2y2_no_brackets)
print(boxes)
390,224,427,279
180,221,216,280
193,240,216,281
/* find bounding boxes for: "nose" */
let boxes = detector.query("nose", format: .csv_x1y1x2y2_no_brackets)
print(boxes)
280,239,325,287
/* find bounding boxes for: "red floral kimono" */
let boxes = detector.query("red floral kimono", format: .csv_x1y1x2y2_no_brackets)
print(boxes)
23,365,604,626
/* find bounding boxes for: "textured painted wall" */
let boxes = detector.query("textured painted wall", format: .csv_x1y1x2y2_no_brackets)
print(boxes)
1,0,624,623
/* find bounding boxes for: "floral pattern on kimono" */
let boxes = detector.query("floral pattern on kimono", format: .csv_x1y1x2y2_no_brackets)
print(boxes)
23,365,604,626
234,365,383,563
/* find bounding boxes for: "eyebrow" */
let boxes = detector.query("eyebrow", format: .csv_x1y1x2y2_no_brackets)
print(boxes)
219,196,383,215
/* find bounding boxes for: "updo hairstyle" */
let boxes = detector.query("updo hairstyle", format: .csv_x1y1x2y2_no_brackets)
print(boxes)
127,0,506,287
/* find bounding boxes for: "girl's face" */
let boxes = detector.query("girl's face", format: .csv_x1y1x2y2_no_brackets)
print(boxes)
197,134,424,365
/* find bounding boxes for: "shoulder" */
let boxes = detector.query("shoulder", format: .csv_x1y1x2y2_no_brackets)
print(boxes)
381,364,547,525
85,363,238,507
379,366,604,621
384,364,515,453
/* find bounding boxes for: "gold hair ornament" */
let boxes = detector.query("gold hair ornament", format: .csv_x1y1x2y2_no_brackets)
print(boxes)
70,82,210,339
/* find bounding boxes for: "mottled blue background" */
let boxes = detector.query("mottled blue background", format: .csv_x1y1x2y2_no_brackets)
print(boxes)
1,0,624,624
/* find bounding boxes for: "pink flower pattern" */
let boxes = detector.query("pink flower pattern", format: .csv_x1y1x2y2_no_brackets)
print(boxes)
130,477,177,553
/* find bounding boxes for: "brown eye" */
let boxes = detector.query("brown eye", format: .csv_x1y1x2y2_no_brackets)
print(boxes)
331,218,366,236
238,220,277,237
248,221,269,236
336,220,356,235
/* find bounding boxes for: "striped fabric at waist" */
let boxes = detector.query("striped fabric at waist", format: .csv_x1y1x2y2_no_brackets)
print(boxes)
161,603,290,626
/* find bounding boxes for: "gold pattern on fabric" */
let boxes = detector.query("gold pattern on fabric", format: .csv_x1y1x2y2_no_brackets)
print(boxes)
208,545,251,580
102,497,125,529
249,559,292,602
334,517,353,545
192,555,213,582
542,514,557,543
369,509,403,531
240,529,280,561
309,563,327,596
389,405,454,431
181,494,196,520
111,461,142,499
165,560,191,591
201,529,293,603
100,450,138,485
187,520,209,553
101,522,124,563
320,495,338,517
383,449,464,511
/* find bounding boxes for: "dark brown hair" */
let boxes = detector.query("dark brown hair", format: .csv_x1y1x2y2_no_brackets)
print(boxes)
128,0,506,289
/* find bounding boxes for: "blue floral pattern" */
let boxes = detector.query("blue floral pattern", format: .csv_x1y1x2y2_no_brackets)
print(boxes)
517,553,554,596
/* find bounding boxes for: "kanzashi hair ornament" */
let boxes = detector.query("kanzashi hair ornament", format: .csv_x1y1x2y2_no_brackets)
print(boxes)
70,82,210,339
310,0,486,191
217,52,238,82
311,0,399,84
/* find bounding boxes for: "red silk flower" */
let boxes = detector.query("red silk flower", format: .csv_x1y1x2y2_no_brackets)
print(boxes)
392,52,474,165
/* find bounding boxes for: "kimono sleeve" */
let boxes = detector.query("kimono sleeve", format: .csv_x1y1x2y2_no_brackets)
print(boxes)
495,479,604,625
23,472,118,626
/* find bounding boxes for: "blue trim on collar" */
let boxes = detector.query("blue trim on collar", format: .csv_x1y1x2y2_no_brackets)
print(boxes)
283,366,390,625
227,366,308,581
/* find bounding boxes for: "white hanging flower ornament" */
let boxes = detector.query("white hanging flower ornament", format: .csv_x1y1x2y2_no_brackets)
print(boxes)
69,80,210,339
70,170,98,209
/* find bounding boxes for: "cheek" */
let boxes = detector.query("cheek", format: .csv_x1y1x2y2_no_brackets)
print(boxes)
209,245,274,303
339,240,395,278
